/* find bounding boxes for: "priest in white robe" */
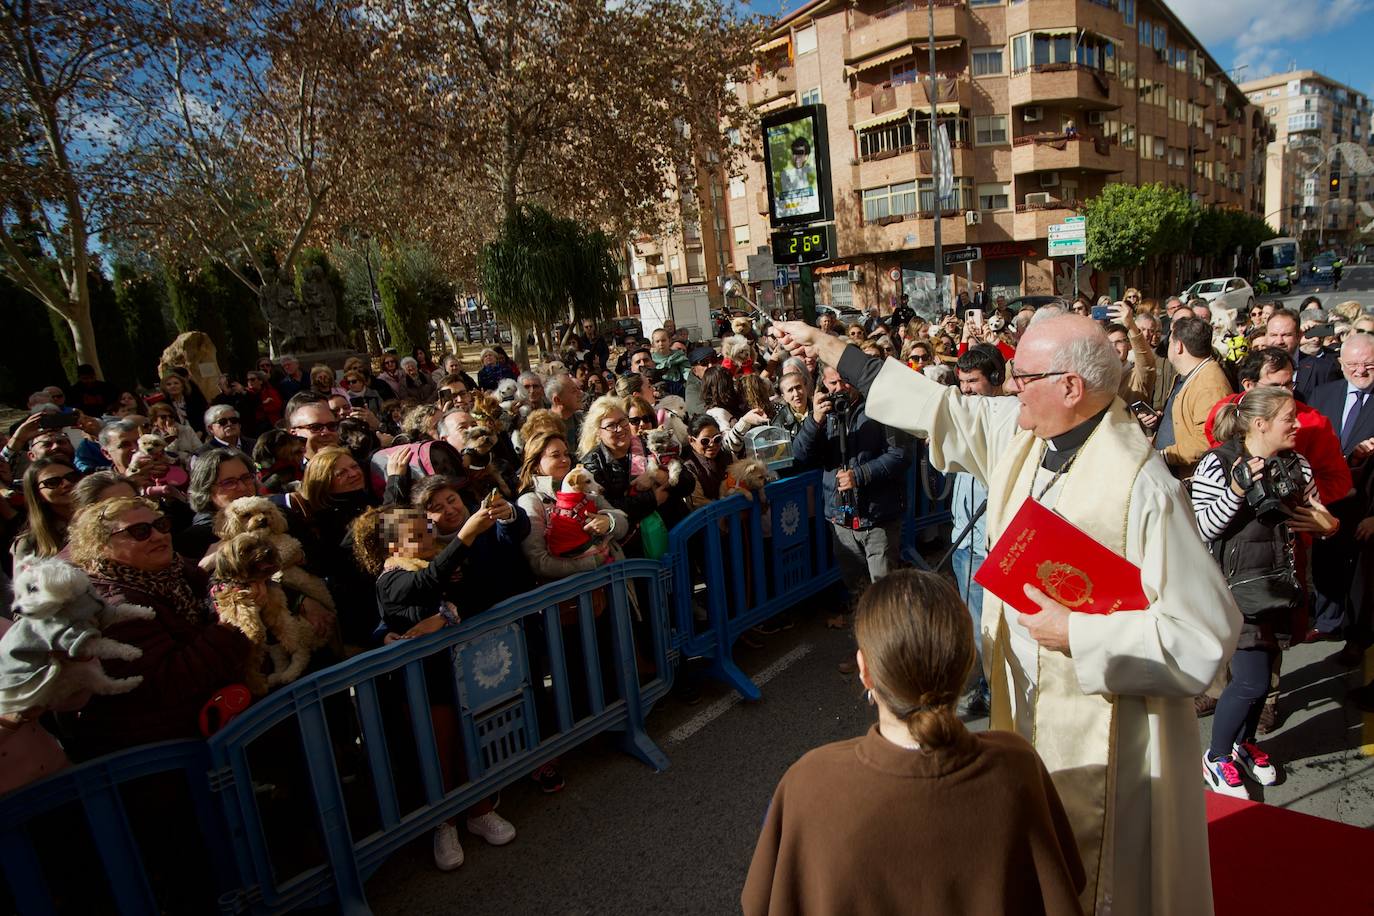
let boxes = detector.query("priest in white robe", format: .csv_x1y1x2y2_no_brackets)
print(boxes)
776,315,1241,916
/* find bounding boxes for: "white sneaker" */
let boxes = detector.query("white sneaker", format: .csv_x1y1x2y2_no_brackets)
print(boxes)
433,821,465,870
1202,751,1249,799
466,810,517,846
1233,741,1279,786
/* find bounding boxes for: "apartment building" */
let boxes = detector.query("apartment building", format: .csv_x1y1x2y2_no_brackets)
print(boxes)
634,0,1264,315
1239,70,1373,251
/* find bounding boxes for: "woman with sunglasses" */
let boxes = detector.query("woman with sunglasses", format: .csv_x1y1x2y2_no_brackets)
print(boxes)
12,458,81,562
374,354,406,401
62,496,252,758
683,415,730,509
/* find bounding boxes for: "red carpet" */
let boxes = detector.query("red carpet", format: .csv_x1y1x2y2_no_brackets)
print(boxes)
1207,792,1374,914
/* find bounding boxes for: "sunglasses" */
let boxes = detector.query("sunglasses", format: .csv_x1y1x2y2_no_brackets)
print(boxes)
111,515,173,541
295,421,340,434
696,434,724,446
37,471,82,490
216,417,241,426
628,415,657,428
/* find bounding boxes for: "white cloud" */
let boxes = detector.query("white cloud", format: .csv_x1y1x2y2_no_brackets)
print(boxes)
1169,0,1370,80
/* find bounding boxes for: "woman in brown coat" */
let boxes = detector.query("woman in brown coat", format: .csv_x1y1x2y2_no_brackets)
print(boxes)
743,570,1086,916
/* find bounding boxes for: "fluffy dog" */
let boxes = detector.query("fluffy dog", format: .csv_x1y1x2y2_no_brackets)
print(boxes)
722,457,771,501
0,557,154,716
654,394,689,444
211,532,321,696
205,496,336,615
642,426,684,488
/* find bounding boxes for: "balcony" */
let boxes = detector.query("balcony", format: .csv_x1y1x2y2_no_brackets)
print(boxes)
1006,0,1120,39
1010,135,1123,174
747,66,796,108
850,75,973,125
857,143,976,188
1008,64,1119,109
634,270,670,290
844,1,970,64
845,209,976,256
1013,200,1083,242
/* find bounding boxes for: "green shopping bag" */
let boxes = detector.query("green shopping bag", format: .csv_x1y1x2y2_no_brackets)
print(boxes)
639,510,669,560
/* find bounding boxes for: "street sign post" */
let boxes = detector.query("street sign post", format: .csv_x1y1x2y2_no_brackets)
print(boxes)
775,266,790,289
1048,218,1087,298
942,247,981,265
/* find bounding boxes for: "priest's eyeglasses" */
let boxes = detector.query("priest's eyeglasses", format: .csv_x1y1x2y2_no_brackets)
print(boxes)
1009,369,1069,389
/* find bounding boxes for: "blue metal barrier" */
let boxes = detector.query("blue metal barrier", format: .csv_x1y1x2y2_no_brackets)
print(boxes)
0,560,672,915
665,471,842,700
901,443,954,567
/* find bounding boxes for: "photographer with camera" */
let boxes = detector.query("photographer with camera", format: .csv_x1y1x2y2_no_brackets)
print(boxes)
1191,387,1337,797
792,359,910,612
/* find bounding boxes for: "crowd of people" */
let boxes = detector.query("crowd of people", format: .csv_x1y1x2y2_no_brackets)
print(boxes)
3,283,1373,911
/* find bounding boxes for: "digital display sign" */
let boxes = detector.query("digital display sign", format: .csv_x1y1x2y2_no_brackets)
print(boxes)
761,105,834,227
772,225,835,265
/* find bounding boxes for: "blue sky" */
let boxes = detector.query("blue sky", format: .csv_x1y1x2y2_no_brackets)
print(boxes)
749,0,1374,99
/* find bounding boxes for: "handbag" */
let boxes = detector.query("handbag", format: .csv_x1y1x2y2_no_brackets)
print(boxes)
639,510,669,560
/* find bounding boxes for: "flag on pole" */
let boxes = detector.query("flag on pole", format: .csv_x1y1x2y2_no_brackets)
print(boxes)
934,120,953,204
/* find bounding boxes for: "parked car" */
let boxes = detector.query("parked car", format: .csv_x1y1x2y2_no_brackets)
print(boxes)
1309,252,1338,281
611,316,643,340
815,304,863,323
1180,277,1255,313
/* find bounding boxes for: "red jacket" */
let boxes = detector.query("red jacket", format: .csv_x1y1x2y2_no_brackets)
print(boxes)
1204,394,1353,506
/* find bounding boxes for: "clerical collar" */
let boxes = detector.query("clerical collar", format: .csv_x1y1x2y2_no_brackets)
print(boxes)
1042,405,1112,471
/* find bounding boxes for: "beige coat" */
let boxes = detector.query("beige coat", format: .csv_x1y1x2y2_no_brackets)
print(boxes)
863,359,1241,916
1161,359,1233,476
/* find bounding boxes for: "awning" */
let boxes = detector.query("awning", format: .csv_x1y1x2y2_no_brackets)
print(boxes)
755,35,790,54
854,107,913,132
813,263,850,275
929,38,963,50
845,43,914,77
933,100,961,115
756,95,794,113
1032,27,1079,37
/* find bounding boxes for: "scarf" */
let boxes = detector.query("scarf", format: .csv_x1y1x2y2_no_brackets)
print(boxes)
90,558,203,625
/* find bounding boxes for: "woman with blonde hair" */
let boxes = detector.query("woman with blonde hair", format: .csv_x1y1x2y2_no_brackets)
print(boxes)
155,372,208,434
744,569,1084,914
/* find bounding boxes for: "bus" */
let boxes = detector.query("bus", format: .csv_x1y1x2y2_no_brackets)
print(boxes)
1255,237,1300,292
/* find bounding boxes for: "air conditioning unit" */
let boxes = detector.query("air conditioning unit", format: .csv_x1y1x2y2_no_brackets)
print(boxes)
1025,192,1056,206
966,210,982,225
1156,47,1168,62
848,268,864,284
1086,110,1104,126
1039,171,1061,188
1023,106,1044,123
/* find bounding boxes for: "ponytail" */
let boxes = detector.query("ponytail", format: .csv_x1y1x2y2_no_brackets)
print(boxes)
1214,387,1294,445
1213,402,1245,444
892,696,966,750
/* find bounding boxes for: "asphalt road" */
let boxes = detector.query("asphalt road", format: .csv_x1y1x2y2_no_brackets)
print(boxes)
367,576,1374,915
1276,263,1374,310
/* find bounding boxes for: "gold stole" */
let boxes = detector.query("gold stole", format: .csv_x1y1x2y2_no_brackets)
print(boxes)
980,401,1150,914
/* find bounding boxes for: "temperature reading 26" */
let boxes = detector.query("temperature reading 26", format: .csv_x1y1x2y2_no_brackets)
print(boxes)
771,224,833,265
789,233,819,254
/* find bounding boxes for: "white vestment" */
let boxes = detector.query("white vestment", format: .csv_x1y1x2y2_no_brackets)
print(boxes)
864,358,1241,916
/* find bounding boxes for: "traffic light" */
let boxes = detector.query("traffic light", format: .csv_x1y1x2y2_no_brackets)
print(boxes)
1330,173,1341,194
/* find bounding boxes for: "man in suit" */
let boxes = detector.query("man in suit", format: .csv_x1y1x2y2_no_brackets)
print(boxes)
1267,309,1341,402
197,405,256,460
1306,333,1374,643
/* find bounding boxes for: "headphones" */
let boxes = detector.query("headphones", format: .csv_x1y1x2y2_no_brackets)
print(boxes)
987,364,1005,387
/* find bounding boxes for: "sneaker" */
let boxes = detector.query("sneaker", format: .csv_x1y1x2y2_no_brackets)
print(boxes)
1202,752,1249,799
433,821,464,870
1233,741,1278,786
531,762,566,794
466,810,517,846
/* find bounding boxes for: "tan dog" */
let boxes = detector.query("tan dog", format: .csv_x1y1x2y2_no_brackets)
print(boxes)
204,496,337,616
722,457,771,501
211,533,321,696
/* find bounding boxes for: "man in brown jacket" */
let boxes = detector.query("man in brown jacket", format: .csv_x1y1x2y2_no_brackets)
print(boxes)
1155,315,1233,476
1108,303,1157,408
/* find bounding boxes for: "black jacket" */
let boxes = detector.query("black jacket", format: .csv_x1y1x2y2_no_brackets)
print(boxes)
792,395,910,529
580,441,695,527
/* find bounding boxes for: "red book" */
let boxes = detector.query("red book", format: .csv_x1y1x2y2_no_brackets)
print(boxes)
974,498,1147,616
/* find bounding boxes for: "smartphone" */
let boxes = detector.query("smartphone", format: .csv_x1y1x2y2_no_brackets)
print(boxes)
348,396,367,408
966,308,983,326
1091,305,1110,321
38,413,71,430
1128,400,1159,423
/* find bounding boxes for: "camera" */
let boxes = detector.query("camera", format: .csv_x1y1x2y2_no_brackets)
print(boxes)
1232,452,1305,523
819,390,850,424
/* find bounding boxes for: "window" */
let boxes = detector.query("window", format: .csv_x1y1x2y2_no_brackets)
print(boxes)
1138,17,1150,45
1033,33,1074,67
969,0,1002,5
668,254,680,273
1140,135,1165,160
858,120,914,158
1119,58,1135,90
1167,147,1186,168
1011,33,1028,73
1121,0,1135,25
794,24,816,55
862,182,917,221
918,177,974,210
977,182,1010,210
972,46,1004,76
1120,124,1135,149
1288,112,1320,132
974,114,1008,145
686,251,705,280
890,59,917,86
1153,25,1166,51
1265,106,1278,116
733,225,750,247
801,86,821,106
729,177,746,199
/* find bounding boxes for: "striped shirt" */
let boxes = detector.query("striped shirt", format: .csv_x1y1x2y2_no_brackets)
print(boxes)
1189,450,1316,544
